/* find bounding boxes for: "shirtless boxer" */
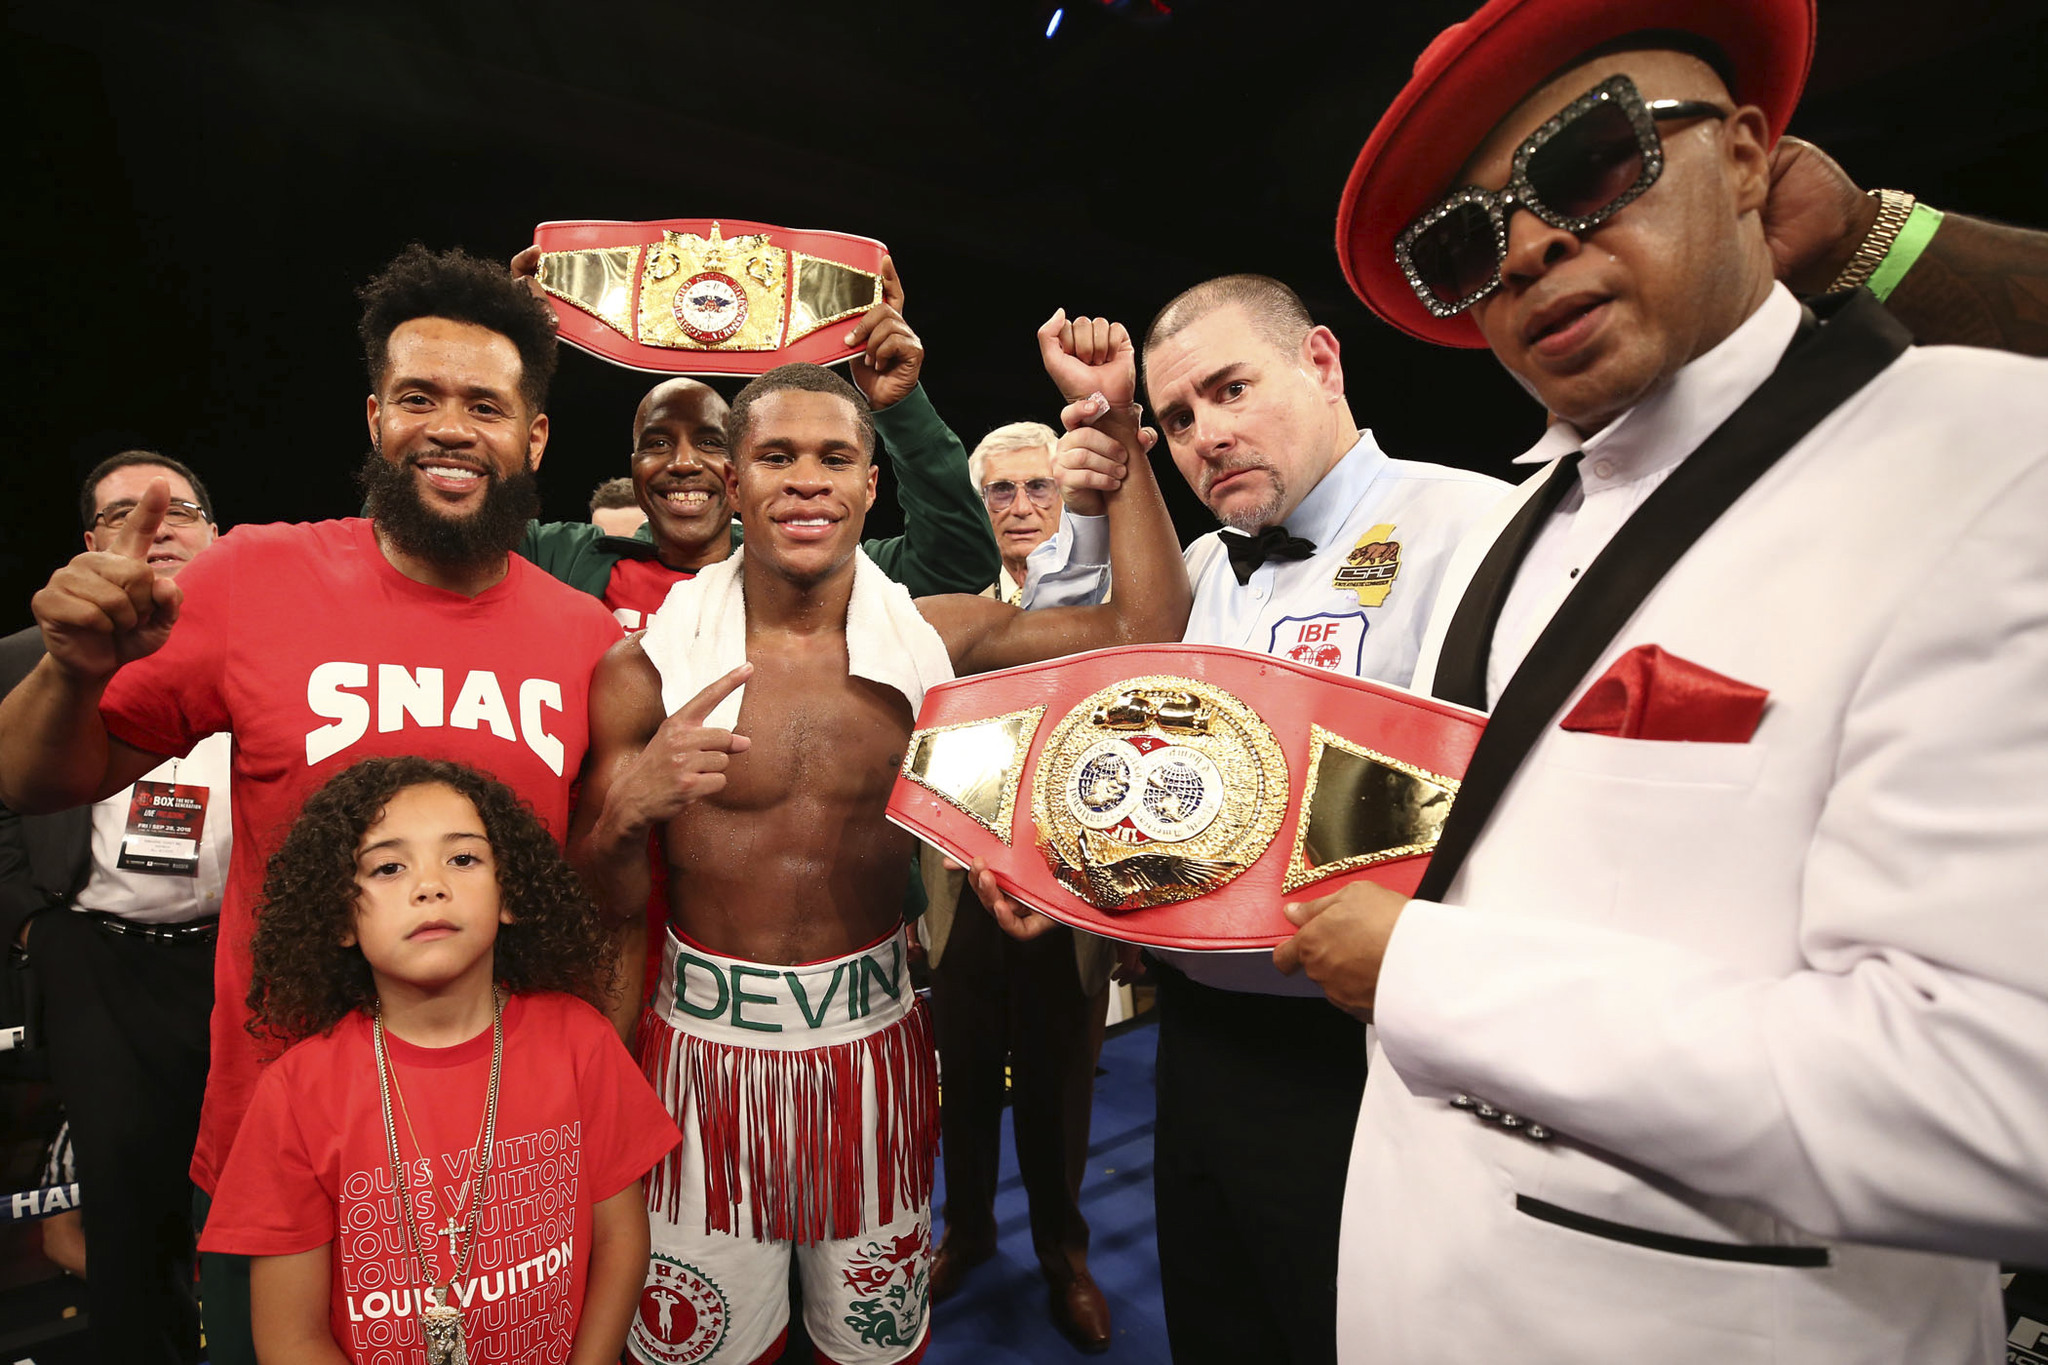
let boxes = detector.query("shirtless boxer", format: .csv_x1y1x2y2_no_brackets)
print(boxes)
572,315,1189,1365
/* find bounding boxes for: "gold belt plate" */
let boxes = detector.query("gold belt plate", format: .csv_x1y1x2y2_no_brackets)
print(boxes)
1031,676,1288,911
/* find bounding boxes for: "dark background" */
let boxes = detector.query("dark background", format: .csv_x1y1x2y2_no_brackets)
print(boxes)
5,0,2044,632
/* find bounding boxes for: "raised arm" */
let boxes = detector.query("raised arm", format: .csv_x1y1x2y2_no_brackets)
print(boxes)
921,314,1191,675
517,517,619,597
1766,136,2048,356
0,481,176,812
848,257,1002,595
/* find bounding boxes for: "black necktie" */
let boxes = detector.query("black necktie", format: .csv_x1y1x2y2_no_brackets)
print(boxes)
1429,451,1583,711
1222,525,1317,586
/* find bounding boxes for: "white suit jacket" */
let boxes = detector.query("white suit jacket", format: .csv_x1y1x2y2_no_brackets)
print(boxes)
1337,327,2048,1363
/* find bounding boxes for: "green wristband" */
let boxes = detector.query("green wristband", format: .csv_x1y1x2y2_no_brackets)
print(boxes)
1868,203,1945,302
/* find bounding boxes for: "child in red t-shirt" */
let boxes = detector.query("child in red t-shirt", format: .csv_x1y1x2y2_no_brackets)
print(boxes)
200,757,680,1365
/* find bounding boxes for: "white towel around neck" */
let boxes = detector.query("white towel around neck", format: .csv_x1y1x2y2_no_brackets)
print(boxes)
639,548,955,728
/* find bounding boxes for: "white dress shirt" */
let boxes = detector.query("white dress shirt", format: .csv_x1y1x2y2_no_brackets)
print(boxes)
1487,285,1802,702
75,730,232,924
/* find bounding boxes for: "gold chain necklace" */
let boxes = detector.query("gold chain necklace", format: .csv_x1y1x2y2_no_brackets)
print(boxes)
389,1061,490,1266
374,993,502,1365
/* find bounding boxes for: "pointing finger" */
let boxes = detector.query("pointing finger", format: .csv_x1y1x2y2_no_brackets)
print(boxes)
675,661,754,726
109,478,171,561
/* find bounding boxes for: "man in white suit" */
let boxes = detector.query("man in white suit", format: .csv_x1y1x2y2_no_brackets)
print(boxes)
1275,0,2048,1360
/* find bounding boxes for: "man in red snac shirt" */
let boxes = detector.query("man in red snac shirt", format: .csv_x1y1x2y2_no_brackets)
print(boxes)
0,244,624,1365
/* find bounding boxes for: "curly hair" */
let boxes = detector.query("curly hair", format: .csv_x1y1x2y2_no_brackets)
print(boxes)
246,757,615,1045
357,243,560,414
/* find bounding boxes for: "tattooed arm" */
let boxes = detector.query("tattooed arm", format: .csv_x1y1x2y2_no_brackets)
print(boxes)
1765,136,2048,356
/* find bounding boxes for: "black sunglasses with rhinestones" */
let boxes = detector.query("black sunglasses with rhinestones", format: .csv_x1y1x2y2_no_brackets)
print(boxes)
1394,74,1728,319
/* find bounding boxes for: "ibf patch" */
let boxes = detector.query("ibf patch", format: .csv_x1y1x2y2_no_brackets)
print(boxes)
1271,612,1367,675
1333,522,1401,606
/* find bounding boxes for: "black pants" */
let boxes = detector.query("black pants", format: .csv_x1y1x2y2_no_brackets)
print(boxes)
929,890,1109,1281
29,910,213,1365
1152,961,1367,1365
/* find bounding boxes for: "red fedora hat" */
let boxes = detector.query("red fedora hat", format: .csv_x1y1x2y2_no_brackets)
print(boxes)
1336,0,1814,348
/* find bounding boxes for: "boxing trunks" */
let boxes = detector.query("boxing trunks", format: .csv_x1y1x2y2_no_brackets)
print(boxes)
631,927,936,1365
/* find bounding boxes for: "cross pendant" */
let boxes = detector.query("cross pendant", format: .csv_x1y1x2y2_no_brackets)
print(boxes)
438,1214,464,1262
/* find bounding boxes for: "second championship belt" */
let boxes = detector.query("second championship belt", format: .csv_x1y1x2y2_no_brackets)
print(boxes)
531,218,886,376
887,644,1485,950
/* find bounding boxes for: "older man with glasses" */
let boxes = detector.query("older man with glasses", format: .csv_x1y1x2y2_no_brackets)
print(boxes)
974,424,1065,604
918,419,1121,1351
1,450,228,1365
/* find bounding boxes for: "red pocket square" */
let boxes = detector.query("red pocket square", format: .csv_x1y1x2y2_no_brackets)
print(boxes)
1560,645,1768,742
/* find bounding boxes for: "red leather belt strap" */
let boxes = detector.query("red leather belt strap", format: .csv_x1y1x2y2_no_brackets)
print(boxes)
888,643,1484,950
532,218,886,376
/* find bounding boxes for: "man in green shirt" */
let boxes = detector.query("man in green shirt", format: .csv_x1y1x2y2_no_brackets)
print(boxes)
514,255,998,624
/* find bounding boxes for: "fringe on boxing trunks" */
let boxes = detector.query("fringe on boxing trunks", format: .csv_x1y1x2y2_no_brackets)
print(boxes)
639,926,937,1245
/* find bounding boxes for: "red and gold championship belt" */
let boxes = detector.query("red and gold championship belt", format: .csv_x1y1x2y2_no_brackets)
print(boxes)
531,218,887,376
886,644,1486,950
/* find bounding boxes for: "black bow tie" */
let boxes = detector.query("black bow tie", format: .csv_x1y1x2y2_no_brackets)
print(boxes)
1222,524,1317,585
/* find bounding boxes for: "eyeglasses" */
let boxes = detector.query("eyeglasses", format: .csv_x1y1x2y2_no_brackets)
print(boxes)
1394,75,1728,319
92,499,208,531
980,478,1058,512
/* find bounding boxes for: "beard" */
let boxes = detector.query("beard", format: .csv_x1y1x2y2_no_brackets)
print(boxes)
357,446,540,570
1205,461,1287,533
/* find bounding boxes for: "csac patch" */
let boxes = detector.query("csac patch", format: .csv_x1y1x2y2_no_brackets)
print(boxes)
1270,613,1367,675
1334,522,1401,606
629,1254,729,1364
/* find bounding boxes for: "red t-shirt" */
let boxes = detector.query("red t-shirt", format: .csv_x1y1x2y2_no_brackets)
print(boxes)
199,993,680,1363
602,555,694,631
98,519,624,1191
